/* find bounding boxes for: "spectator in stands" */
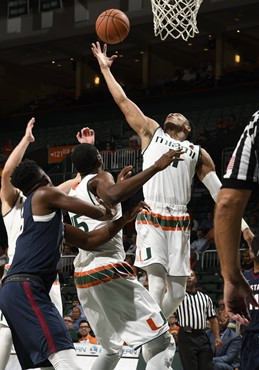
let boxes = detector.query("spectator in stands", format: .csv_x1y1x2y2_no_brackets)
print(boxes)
196,127,211,149
63,315,78,343
239,237,259,370
227,114,237,131
182,67,196,82
1,139,13,157
247,213,259,235
77,320,98,344
199,211,214,234
129,134,141,151
62,244,74,255
240,248,254,271
168,315,180,343
215,115,228,135
66,295,84,316
207,309,241,370
190,228,211,254
176,270,221,370
71,306,86,331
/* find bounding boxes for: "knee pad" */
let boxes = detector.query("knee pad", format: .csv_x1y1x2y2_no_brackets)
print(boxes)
142,331,175,364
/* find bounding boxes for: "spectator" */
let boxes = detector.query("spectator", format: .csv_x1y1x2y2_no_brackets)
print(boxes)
240,237,259,370
62,244,74,255
190,229,211,254
207,310,241,370
247,214,259,235
196,127,211,148
199,211,214,234
240,248,254,271
215,115,228,135
129,134,141,151
1,139,13,157
77,320,98,344
66,296,85,316
63,315,78,343
227,114,237,131
168,315,180,343
71,306,86,331
176,270,222,370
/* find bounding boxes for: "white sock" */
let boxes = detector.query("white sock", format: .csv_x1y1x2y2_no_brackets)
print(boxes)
91,348,122,370
48,349,83,370
145,264,167,306
0,326,12,370
162,276,187,318
143,332,175,370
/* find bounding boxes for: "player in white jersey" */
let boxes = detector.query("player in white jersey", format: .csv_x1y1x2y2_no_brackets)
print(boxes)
0,118,82,369
92,41,254,319
69,142,184,370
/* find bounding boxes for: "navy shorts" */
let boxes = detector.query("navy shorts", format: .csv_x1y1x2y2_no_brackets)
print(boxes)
0,276,73,369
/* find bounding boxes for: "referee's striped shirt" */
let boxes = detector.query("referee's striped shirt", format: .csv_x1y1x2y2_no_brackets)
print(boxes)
176,291,216,329
223,109,259,190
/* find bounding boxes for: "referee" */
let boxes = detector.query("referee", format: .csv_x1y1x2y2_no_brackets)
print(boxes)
176,270,222,370
215,110,259,324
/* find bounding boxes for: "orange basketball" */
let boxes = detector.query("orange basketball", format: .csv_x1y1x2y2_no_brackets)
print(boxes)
95,9,130,45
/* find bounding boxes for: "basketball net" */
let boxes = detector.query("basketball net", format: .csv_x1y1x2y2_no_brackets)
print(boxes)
150,0,203,41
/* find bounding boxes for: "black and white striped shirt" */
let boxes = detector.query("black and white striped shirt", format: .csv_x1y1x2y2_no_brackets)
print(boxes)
176,291,216,329
223,109,259,190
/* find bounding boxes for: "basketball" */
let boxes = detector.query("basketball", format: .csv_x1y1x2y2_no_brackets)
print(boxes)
95,9,130,45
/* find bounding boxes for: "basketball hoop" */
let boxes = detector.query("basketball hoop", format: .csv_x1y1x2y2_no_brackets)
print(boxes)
150,0,203,41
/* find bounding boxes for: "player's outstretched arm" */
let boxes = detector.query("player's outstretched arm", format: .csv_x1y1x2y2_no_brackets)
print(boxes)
64,201,149,251
0,118,35,214
34,186,113,221
91,42,158,147
90,148,184,205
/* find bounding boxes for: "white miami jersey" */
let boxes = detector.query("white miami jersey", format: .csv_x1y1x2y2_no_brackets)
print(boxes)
3,192,26,265
142,127,200,205
68,174,125,268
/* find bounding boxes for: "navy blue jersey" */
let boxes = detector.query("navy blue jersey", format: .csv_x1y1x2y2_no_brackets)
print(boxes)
8,192,64,291
243,268,259,332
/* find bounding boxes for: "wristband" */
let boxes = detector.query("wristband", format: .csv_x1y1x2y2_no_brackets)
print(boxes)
241,219,249,232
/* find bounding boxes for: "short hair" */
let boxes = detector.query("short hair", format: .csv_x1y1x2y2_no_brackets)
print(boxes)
72,144,100,175
11,159,44,196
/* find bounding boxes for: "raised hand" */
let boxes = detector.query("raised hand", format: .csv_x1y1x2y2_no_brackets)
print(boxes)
117,165,133,183
154,148,184,171
76,127,95,145
223,272,259,324
123,201,151,223
91,42,117,69
25,117,35,143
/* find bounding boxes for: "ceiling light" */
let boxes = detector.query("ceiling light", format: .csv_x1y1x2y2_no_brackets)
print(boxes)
235,54,240,63
140,51,144,54
208,34,212,38
235,18,239,21
52,60,55,64
119,54,123,58
70,57,74,61
188,43,192,46
94,76,100,85
237,29,240,33
134,59,140,62
57,64,62,67
203,48,208,52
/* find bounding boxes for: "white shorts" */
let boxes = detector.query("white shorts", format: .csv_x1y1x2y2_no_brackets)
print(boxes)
74,258,169,352
0,310,8,327
134,202,191,276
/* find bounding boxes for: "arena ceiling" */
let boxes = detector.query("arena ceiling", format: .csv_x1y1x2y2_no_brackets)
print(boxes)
0,0,259,87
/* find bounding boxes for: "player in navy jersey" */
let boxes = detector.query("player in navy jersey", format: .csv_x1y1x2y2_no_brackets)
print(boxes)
215,110,259,324
241,236,259,370
0,159,148,370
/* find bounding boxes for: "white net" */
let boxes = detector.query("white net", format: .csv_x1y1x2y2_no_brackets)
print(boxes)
150,0,203,41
